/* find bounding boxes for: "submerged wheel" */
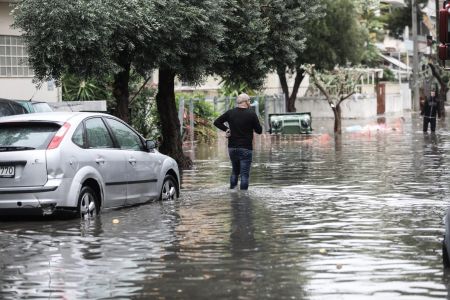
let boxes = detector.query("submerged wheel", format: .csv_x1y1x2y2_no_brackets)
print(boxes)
160,175,178,201
78,186,99,220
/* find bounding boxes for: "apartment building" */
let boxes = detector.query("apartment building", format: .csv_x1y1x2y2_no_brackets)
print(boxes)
0,0,60,102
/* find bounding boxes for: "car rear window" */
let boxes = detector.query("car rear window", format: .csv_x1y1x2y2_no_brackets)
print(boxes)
0,122,60,150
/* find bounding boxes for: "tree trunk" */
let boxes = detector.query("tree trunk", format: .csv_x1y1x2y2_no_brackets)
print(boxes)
277,68,305,112
428,62,447,119
288,70,304,112
112,65,131,123
277,69,291,112
333,105,342,134
156,68,193,169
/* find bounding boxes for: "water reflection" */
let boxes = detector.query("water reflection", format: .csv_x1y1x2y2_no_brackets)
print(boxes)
230,192,256,252
0,205,181,299
1,113,450,299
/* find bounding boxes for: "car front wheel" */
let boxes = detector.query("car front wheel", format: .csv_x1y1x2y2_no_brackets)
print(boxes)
160,175,178,201
78,186,99,220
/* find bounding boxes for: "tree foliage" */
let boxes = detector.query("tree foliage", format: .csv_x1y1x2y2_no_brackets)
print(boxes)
13,0,225,168
355,0,385,67
214,0,269,90
12,0,373,166
381,0,428,39
13,0,158,80
300,0,364,71
256,0,323,112
151,0,225,168
278,0,366,112
304,65,364,134
13,0,158,122
262,0,322,72
151,0,224,84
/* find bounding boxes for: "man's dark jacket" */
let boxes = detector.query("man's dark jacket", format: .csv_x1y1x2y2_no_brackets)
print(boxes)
421,96,439,118
214,107,262,150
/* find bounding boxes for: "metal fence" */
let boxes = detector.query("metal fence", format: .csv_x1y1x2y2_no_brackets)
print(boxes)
178,94,286,142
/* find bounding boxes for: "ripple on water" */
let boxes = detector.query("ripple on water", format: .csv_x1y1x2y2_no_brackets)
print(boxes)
1,115,450,299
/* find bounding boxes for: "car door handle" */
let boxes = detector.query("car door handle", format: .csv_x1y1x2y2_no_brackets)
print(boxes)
95,158,105,164
128,158,136,165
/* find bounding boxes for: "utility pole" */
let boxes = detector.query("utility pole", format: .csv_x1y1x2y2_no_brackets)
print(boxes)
412,0,420,111
436,0,440,40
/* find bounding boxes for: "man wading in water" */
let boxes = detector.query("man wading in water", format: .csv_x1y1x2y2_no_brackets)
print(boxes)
214,93,262,190
421,90,439,133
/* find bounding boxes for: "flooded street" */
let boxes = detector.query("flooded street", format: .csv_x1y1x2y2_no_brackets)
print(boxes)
2,113,450,299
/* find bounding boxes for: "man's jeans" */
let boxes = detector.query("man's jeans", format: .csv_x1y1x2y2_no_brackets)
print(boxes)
228,148,253,190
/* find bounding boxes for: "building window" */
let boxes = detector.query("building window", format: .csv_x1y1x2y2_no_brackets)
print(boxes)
0,35,34,78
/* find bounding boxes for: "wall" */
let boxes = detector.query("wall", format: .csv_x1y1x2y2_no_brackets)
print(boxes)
293,83,411,119
385,83,411,113
0,78,60,102
0,3,19,36
401,84,412,110
296,95,378,119
48,100,107,112
263,72,310,97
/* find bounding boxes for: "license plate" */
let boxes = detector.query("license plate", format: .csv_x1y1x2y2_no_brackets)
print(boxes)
0,166,15,178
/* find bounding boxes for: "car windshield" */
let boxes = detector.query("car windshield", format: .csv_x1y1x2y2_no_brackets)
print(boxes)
0,122,60,150
0,102,13,117
32,102,53,112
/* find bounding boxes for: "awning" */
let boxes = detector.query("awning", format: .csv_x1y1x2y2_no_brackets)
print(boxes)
379,53,411,71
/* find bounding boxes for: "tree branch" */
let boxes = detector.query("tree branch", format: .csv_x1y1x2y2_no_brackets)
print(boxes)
339,91,355,104
338,73,362,105
130,74,153,105
304,67,332,105
428,62,446,88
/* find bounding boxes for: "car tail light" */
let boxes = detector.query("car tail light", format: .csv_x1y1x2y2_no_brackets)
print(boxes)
47,123,71,149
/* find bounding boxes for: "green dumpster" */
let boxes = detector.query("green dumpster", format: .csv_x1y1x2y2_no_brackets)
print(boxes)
269,113,312,134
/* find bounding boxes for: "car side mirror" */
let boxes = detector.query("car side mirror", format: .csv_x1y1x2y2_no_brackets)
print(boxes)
146,140,157,152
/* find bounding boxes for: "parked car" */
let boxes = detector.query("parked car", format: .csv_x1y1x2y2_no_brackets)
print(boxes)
0,98,53,117
0,112,180,219
16,99,53,113
443,208,450,267
0,98,28,117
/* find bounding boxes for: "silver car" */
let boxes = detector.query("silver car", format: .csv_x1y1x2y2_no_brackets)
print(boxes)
0,112,180,218
444,208,450,268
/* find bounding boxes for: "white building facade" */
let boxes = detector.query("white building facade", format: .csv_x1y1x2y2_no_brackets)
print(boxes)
0,0,60,102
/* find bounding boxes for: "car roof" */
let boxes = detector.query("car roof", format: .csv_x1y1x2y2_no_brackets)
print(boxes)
0,98,26,105
0,111,114,123
11,99,50,104
0,98,47,103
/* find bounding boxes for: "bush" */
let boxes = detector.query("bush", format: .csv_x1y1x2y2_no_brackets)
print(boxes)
62,73,111,101
176,92,218,144
380,68,396,82
130,88,160,141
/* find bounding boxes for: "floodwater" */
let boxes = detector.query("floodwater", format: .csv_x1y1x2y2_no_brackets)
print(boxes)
1,113,450,299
